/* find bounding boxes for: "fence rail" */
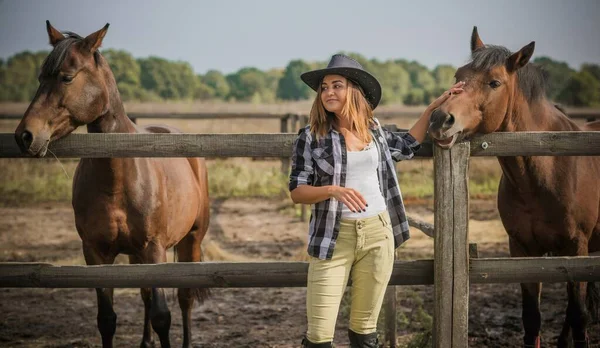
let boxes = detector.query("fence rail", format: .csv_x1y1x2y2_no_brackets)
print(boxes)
1,108,599,121
2,132,600,158
1,257,599,288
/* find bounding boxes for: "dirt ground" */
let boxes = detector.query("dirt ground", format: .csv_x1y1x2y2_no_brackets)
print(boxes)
0,198,598,347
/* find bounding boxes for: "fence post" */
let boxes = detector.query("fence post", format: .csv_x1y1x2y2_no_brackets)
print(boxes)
280,114,290,177
384,249,399,347
289,114,309,222
433,142,470,348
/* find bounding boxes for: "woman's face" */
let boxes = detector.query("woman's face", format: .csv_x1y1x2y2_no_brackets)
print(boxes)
320,74,348,115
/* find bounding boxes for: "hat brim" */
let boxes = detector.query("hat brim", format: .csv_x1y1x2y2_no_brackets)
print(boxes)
300,67,382,110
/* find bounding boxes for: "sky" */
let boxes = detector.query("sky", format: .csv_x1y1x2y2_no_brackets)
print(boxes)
0,0,598,75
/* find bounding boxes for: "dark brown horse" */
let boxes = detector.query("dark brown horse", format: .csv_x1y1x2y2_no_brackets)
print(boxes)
428,27,600,348
14,22,210,348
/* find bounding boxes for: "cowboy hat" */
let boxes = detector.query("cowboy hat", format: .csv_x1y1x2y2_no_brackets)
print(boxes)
300,54,382,109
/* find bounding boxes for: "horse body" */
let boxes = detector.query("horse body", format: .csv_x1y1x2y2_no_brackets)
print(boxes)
14,22,209,348
428,27,598,347
73,146,208,257
497,111,600,258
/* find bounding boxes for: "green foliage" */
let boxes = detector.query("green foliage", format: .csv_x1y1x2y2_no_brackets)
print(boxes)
202,70,230,98
226,67,273,103
533,56,575,100
556,70,600,107
138,57,198,99
432,64,456,89
277,60,313,100
0,51,48,102
0,48,598,106
102,49,141,101
403,88,426,106
378,62,411,105
194,75,216,100
581,63,600,82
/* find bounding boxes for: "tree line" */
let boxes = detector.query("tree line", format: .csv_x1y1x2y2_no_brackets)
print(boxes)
0,50,598,106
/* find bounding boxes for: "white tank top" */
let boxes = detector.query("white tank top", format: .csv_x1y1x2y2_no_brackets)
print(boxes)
341,141,387,219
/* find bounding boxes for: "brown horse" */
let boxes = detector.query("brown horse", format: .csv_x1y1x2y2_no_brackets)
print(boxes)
428,27,600,348
14,22,210,348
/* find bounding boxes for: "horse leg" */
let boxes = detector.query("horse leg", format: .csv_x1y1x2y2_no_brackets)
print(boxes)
559,238,590,348
175,226,209,348
83,245,117,348
141,243,172,348
129,255,154,348
509,237,542,348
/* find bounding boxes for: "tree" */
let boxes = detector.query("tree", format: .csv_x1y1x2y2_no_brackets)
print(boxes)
433,65,456,90
203,70,230,98
194,75,216,100
277,60,313,100
0,51,48,102
138,57,198,100
403,88,426,106
102,49,141,101
581,63,600,82
532,57,575,100
376,61,410,104
556,71,600,107
226,67,271,102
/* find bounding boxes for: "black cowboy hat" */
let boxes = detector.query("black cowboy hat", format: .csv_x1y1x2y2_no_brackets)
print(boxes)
300,54,382,110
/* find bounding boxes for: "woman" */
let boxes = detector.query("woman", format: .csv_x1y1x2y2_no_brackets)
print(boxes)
289,54,464,347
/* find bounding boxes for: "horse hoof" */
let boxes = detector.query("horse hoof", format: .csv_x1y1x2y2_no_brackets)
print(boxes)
140,340,154,348
523,336,541,348
573,337,590,348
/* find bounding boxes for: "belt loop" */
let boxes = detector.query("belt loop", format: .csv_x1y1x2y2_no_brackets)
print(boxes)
378,212,387,227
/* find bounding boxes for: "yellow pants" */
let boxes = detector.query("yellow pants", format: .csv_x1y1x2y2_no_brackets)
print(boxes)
306,212,395,343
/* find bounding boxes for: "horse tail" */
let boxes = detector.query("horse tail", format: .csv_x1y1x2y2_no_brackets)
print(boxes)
587,281,599,323
173,243,211,304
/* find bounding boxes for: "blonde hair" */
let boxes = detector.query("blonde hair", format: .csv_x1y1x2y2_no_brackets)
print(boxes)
309,79,374,143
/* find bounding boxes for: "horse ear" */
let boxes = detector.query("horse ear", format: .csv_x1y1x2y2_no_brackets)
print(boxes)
82,23,110,53
471,26,485,53
46,20,64,46
506,41,535,72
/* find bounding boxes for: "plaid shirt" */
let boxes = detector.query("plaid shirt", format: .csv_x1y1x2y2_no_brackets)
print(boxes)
289,118,421,260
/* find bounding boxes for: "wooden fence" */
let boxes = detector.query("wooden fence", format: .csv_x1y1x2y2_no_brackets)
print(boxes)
1,131,600,347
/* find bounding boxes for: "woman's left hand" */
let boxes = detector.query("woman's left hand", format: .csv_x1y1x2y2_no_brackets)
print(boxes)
427,81,466,110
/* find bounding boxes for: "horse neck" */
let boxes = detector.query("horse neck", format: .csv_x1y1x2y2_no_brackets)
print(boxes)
86,68,136,135
83,65,141,189
496,92,577,192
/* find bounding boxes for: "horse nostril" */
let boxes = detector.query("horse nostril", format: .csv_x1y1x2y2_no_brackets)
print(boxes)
21,130,33,147
446,114,455,127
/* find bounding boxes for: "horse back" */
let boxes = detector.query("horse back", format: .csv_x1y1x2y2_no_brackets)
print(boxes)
583,120,600,131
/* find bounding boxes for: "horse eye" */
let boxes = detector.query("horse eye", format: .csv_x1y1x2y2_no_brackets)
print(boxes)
489,80,501,89
61,75,74,83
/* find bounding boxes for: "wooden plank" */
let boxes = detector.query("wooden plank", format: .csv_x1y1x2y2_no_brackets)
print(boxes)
470,132,600,156
383,285,397,348
384,248,400,348
451,142,470,348
0,133,297,158
2,132,599,159
0,257,598,288
470,257,600,283
0,260,433,288
433,144,454,346
1,109,598,120
0,113,288,120
280,115,291,172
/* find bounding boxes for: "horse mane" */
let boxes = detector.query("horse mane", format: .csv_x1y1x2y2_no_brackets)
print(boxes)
468,45,548,103
41,32,102,77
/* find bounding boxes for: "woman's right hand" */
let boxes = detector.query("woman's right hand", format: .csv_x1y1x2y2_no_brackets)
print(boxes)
329,186,367,213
